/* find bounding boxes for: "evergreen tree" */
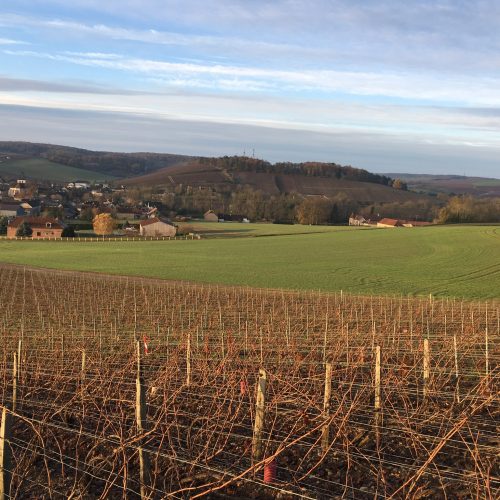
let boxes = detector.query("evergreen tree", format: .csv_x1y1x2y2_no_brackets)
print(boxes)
16,221,33,237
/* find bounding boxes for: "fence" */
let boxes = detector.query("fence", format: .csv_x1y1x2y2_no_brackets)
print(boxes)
1,234,200,242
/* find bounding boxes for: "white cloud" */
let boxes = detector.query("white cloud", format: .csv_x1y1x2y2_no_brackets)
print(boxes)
6,49,500,106
0,37,28,45
2,102,499,177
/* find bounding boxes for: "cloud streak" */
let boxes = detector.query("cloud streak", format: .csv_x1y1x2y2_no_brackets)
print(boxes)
0,37,28,45
2,103,499,177
5,49,500,106
0,75,152,94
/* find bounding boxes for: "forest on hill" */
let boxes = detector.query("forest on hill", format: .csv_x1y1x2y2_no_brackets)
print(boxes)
0,142,397,187
199,156,395,186
0,141,194,178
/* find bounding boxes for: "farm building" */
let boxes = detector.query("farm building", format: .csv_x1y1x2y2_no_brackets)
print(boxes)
115,208,142,220
0,202,24,218
204,211,249,222
19,200,41,216
139,218,177,237
204,210,218,222
377,218,404,228
7,216,65,239
8,180,29,200
349,214,368,226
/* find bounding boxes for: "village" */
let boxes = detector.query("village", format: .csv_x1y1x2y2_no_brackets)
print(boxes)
0,178,252,239
0,177,433,240
0,178,173,238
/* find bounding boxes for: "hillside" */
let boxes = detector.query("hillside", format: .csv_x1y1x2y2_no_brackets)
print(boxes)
385,173,500,197
123,159,428,204
0,155,117,182
0,141,194,179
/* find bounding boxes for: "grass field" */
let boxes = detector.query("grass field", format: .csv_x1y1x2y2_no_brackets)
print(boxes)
0,224,499,298
0,158,117,182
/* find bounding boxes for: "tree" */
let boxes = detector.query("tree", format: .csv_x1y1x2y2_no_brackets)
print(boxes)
438,196,500,223
79,207,94,221
16,221,33,237
43,206,64,218
0,217,7,235
392,178,408,191
93,213,116,235
296,198,333,225
61,226,76,238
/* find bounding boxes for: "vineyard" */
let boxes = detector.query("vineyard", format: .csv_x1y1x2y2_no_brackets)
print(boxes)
0,264,498,499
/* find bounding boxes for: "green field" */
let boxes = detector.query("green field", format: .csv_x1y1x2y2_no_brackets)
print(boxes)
0,158,117,182
0,224,499,299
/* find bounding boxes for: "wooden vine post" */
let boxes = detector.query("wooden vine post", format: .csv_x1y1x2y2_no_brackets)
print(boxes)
17,339,22,384
0,354,18,499
186,331,191,387
374,346,381,427
252,369,267,463
0,407,12,500
485,324,489,381
12,354,18,413
81,350,86,382
423,339,430,399
135,341,151,499
321,362,332,453
453,334,460,403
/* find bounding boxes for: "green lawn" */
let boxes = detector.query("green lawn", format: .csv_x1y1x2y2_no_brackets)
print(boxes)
0,225,499,299
0,158,117,182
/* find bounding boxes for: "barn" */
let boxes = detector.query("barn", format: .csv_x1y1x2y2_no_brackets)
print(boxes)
139,218,177,237
7,216,65,239
204,210,219,222
377,218,404,228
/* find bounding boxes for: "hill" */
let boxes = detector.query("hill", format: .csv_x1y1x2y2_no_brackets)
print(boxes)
0,155,117,182
385,173,500,197
0,141,194,179
123,158,428,204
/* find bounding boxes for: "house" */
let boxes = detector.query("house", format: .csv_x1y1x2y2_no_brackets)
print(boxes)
0,202,24,218
8,180,28,199
349,214,367,226
377,218,404,228
7,216,65,239
67,181,90,190
139,218,177,237
20,200,41,216
63,204,79,219
115,208,142,220
204,210,219,222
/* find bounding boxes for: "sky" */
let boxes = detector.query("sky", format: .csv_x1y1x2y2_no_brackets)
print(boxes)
1,1,500,177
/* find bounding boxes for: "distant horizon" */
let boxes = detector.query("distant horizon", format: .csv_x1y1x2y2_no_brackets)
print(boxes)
1,1,500,178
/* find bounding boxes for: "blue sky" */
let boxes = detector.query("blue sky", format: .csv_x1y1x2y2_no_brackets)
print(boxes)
1,0,500,177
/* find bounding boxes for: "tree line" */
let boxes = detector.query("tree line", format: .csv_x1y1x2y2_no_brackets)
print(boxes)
437,196,500,223
199,156,394,186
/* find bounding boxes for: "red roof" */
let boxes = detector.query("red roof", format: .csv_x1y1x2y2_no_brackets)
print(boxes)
139,217,174,227
378,218,402,226
8,216,64,229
